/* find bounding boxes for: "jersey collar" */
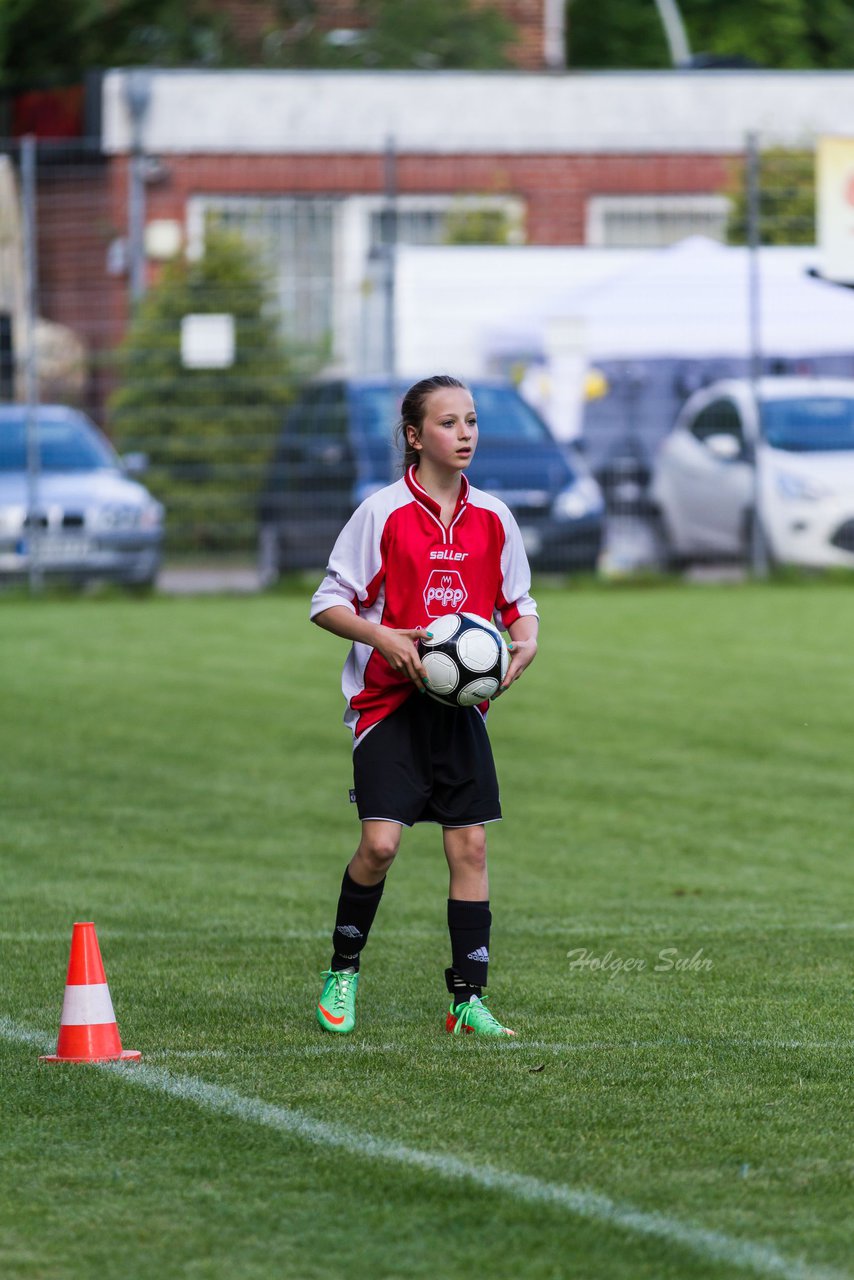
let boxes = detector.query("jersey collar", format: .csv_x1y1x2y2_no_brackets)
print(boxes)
405,464,470,522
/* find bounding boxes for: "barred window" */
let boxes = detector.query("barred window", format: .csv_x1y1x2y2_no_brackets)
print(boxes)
586,195,731,248
187,196,338,348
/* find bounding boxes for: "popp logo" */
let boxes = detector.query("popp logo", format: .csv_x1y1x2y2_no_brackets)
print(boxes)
423,570,468,617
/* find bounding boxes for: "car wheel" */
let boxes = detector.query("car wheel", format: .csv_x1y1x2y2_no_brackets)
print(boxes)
258,523,281,588
651,510,685,572
125,577,157,597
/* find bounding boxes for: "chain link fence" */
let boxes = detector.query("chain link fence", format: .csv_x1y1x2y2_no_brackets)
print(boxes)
2,129,853,588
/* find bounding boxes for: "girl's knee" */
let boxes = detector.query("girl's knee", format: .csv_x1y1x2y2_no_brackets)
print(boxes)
358,825,401,874
447,826,488,872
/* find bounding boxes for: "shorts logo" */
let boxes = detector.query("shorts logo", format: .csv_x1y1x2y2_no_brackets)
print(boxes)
424,570,468,616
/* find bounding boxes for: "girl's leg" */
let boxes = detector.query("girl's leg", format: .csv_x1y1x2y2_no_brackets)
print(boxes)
350,820,402,886
443,825,491,1002
329,820,401,971
443,823,488,899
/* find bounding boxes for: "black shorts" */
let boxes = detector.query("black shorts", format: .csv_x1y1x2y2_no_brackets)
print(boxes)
352,693,502,828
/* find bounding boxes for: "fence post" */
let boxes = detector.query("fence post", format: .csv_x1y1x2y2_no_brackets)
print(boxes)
745,131,769,578
21,134,42,594
382,135,397,377
125,70,152,307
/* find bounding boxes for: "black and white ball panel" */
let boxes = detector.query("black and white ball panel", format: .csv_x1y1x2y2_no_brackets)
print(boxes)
421,612,462,646
418,612,509,708
421,649,460,695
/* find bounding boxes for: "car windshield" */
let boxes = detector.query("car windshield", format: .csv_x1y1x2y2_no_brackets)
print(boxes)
761,397,854,452
0,417,117,472
355,385,552,443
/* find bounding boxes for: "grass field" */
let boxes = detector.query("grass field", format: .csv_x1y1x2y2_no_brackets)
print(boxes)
2,580,852,1280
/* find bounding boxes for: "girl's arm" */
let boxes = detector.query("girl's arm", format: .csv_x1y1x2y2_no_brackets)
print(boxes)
496,614,539,696
313,605,431,689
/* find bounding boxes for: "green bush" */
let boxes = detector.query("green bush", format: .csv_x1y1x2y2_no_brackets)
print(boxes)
110,228,308,553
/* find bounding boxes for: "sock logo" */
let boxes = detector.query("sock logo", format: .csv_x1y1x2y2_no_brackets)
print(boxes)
336,925,363,938
466,946,489,963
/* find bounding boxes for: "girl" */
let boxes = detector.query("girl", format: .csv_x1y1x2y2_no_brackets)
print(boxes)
310,375,538,1036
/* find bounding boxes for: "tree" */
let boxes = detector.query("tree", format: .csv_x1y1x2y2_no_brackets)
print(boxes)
0,0,239,88
265,0,515,70
566,0,854,70
1,0,516,86
109,229,304,552
725,148,815,245
360,0,514,69
443,204,516,245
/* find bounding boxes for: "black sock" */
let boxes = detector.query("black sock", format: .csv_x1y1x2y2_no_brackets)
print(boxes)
446,898,491,1004
330,868,385,972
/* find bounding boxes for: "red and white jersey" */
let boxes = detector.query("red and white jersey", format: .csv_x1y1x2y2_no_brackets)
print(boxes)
311,465,538,742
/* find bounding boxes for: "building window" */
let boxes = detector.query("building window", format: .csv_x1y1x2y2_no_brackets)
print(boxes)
586,195,731,247
187,196,338,349
368,196,525,249
186,193,525,365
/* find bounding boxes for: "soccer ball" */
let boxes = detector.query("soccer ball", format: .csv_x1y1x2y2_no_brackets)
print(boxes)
418,613,510,708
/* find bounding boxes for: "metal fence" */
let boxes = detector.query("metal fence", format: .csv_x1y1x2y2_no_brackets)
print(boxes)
2,130,852,589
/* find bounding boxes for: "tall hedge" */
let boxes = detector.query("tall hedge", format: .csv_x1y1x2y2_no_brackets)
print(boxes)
110,228,308,552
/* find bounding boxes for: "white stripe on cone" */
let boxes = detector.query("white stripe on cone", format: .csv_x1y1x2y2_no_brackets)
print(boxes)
60,983,116,1026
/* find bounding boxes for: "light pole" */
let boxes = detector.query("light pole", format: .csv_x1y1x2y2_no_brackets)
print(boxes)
124,70,152,308
653,0,692,67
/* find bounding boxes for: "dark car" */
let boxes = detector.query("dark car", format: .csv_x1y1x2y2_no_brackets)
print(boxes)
258,378,604,581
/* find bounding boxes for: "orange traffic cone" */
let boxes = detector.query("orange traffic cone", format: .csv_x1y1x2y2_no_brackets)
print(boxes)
39,922,141,1063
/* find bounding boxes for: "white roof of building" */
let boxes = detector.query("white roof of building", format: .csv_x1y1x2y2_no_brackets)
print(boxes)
103,68,854,156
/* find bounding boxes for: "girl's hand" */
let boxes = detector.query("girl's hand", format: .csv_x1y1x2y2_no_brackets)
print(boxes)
373,627,433,690
492,636,538,699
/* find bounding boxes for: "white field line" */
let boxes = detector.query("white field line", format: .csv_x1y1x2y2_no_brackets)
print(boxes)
1,1015,848,1280
141,1039,854,1059
0,922,850,945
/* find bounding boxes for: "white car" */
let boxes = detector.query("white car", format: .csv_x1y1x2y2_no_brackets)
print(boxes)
651,378,854,569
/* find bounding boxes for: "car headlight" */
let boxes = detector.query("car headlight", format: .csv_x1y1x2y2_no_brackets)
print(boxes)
96,503,143,530
139,501,164,530
775,472,833,502
552,477,604,521
96,502,163,531
0,505,26,534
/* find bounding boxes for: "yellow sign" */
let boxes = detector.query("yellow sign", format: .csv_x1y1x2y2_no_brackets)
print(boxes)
817,136,854,283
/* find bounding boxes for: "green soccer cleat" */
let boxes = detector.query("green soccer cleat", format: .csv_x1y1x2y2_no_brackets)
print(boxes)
445,993,516,1037
316,968,359,1034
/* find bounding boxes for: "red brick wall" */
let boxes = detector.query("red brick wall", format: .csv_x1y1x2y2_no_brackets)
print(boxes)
491,0,547,70
34,158,121,415
139,150,729,244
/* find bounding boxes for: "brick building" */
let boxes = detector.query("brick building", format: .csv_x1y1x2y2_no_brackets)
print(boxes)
26,68,854,409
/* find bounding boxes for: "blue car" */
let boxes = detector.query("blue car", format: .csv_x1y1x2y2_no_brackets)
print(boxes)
0,404,164,587
258,378,604,580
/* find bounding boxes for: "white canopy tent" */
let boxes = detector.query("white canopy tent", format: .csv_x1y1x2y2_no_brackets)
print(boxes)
484,236,854,362
483,237,854,438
